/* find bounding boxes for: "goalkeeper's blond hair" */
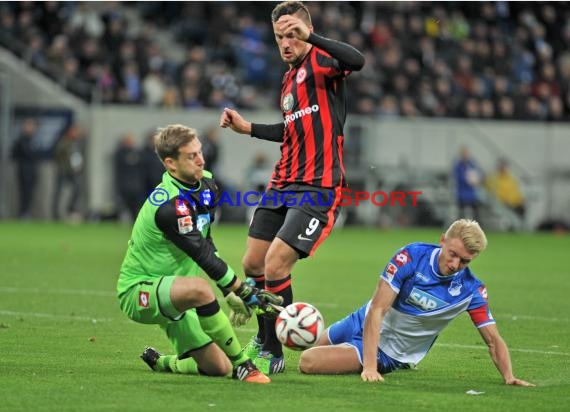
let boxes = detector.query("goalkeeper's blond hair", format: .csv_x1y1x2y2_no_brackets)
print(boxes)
154,124,198,162
444,219,487,255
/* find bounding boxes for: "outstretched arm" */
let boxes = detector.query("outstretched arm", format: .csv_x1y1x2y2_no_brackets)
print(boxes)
220,108,284,142
477,324,535,386
361,279,397,382
219,108,251,135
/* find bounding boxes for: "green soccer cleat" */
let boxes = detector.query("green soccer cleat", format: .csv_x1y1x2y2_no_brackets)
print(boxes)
244,336,263,359
254,351,285,375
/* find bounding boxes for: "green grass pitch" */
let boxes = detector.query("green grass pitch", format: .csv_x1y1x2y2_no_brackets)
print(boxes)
1,222,569,411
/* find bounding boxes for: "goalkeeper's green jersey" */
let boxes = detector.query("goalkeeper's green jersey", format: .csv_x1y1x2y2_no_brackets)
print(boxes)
117,171,236,297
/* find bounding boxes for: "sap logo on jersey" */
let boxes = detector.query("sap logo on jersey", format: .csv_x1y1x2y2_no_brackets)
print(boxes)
406,287,449,311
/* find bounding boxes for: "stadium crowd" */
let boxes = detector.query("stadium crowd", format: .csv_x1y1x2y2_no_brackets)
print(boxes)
2,1,570,120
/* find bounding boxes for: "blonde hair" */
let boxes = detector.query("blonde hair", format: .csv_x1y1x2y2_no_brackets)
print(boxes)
444,219,488,255
154,124,197,161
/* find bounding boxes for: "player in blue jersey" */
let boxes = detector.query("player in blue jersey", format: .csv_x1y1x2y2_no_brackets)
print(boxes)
299,219,535,386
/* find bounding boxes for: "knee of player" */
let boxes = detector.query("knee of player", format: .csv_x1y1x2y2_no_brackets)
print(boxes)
179,277,216,305
298,348,318,374
210,361,232,377
200,359,232,377
242,256,264,275
263,261,291,280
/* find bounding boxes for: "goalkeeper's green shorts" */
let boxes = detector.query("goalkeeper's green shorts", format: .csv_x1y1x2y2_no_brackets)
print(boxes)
118,275,212,355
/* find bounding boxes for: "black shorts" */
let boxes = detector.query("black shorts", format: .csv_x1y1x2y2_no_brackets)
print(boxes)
248,184,342,258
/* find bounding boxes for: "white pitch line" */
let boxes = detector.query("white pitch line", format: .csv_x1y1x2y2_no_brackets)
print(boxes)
1,309,568,357
435,343,570,357
1,288,565,323
0,310,114,323
1,287,568,324
238,328,570,357
0,286,115,297
497,313,570,323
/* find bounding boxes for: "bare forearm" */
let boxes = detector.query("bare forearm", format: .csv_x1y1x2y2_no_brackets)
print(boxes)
362,309,383,370
488,336,515,382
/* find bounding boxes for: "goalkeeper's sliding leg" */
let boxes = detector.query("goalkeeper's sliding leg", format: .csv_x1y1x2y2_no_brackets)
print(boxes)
123,275,270,383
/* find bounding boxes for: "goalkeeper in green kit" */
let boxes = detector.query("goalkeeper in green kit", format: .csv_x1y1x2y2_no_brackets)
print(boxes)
117,124,282,384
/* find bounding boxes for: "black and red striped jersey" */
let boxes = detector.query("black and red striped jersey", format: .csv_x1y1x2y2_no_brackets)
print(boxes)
270,45,351,189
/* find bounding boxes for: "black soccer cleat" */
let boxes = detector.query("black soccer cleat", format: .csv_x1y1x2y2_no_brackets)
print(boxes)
140,346,161,371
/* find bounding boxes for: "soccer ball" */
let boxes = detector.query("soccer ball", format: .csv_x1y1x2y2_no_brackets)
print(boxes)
275,302,324,351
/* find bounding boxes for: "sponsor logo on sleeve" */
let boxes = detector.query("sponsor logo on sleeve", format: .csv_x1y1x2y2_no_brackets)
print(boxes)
385,263,398,282
479,286,488,300
138,291,149,308
394,250,411,267
177,216,193,234
176,199,190,216
196,213,211,233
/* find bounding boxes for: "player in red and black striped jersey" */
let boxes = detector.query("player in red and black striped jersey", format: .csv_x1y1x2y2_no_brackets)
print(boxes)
219,1,364,374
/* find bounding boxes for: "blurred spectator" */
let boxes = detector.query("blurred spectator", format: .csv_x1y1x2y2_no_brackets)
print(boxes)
114,132,144,221
453,146,484,221
378,95,400,117
463,98,481,118
480,99,495,119
548,96,565,121
497,96,516,119
1,2,570,120
69,3,104,38
486,158,526,219
201,126,221,176
244,152,273,223
140,130,165,197
524,96,547,120
143,69,166,106
52,124,85,221
245,152,272,193
11,118,40,219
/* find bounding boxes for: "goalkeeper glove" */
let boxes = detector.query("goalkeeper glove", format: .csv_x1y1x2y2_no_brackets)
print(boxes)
225,279,284,327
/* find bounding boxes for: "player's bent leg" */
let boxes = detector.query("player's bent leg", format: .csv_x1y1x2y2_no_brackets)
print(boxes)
254,238,298,365
140,344,231,376
313,328,332,346
190,342,232,376
170,277,216,312
263,237,299,281
243,237,272,347
246,207,286,346
299,345,361,375
242,236,271,275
